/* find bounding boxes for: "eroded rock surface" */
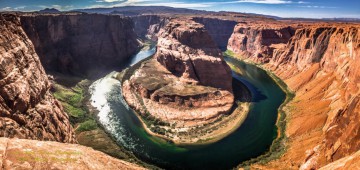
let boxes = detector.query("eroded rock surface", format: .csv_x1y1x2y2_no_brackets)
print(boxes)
123,19,235,133
227,22,297,63
155,19,233,91
0,138,144,170
229,22,360,169
0,14,75,143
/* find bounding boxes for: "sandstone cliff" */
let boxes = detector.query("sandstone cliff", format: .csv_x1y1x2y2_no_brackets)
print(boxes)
0,137,144,170
155,19,233,91
122,19,236,142
20,13,140,77
0,14,75,143
229,22,360,169
227,22,296,63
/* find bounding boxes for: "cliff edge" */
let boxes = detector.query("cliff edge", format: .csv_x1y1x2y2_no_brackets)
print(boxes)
228,22,360,169
0,14,75,143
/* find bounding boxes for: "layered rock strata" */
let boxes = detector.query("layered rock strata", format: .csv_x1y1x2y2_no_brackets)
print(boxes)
229,22,360,169
20,13,140,77
122,19,237,143
227,22,297,63
0,137,144,170
155,19,233,91
0,14,75,143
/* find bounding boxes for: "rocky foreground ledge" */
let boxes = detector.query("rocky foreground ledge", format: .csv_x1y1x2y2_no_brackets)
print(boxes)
122,18,250,144
0,138,144,170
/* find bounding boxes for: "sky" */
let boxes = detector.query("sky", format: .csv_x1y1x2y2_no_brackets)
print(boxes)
0,0,359,18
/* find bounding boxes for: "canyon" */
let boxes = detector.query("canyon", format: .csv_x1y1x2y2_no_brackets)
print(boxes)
0,13,75,143
0,6,359,170
228,21,360,169
121,18,249,144
0,13,145,169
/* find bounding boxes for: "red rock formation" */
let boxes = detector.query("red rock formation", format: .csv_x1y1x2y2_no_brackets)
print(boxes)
227,22,296,63
0,14,75,143
155,19,233,91
229,22,360,169
0,137,144,170
122,19,234,129
20,13,140,77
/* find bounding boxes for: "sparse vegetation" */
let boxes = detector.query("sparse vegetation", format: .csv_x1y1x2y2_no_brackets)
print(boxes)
76,119,98,132
53,79,91,123
51,73,159,169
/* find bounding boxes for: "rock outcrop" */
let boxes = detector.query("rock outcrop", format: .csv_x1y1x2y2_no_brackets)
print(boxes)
227,22,296,63
229,22,360,169
0,137,144,170
20,13,140,77
0,14,75,143
122,19,235,140
155,19,233,91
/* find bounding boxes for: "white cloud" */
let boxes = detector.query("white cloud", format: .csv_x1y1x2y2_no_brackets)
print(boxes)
1,7,12,11
135,2,212,8
94,0,296,7
102,0,124,2
233,0,292,4
297,1,308,4
14,6,26,10
299,5,337,9
90,0,212,8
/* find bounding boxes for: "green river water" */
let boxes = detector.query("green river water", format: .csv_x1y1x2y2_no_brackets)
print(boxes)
89,48,286,170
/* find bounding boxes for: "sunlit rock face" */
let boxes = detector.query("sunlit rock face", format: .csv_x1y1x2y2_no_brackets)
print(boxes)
155,19,233,92
0,138,145,170
227,22,296,63
123,18,234,127
0,14,75,143
229,21,360,169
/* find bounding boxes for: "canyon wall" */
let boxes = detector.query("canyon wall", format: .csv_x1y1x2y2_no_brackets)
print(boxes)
192,17,237,50
131,15,169,40
0,14,75,143
227,22,296,63
229,22,360,169
20,14,140,77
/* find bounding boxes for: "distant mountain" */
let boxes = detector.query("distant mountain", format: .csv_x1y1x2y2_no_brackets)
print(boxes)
321,18,360,22
72,6,359,22
38,8,60,13
73,6,211,15
279,17,360,23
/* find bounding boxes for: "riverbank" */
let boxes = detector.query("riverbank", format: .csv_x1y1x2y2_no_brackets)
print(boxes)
119,58,252,145
223,50,295,167
50,73,158,169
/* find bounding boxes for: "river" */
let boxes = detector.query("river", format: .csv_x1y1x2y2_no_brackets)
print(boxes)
89,47,286,170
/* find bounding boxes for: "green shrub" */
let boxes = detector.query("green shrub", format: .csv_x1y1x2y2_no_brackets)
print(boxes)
76,119,98,132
